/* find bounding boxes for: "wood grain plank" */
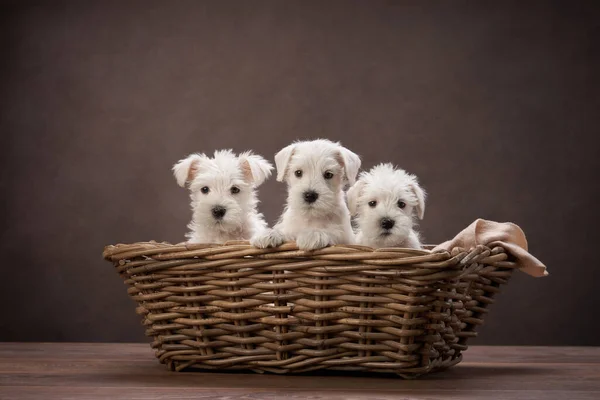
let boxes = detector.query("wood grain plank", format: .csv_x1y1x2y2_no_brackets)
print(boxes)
0,387,599,400
463,346,600,364
0,343,599,398
1,343,599,363
0,342,152,361
0,361,599,391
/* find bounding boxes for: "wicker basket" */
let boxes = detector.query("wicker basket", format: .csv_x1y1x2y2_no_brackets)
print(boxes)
103,241,519,378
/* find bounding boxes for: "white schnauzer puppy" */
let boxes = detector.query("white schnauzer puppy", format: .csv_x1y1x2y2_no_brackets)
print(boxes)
347,163,426,249
173,150,273,244
251,139,361,250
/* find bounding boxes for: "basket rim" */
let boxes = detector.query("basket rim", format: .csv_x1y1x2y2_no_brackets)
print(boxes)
104,240,436,259
103,241,511,272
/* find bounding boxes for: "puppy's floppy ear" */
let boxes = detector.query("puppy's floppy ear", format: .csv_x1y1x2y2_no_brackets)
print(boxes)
274,143,297,182
335,146,361,185
346,179,366,216
172,153,207,187
238,151,274,187
409,178,426,220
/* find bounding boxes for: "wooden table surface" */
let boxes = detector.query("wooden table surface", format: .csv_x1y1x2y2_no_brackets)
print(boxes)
0,343,598,399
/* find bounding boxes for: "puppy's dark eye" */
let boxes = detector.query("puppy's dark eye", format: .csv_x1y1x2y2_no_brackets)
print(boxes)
200,186,210,194
230,186,240,194
323,171,333,180
294,170,303,178
368,201,377,208
398,200,406,209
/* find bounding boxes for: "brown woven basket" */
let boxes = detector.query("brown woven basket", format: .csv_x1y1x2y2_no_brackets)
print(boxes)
103,241,518,378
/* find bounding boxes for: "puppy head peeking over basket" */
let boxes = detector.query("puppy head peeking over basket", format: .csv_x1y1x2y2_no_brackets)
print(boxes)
347,163,426,249
173,150,273,244
251,139,361,250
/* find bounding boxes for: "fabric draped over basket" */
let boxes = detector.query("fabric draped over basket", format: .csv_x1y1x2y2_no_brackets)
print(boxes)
432,219,548,277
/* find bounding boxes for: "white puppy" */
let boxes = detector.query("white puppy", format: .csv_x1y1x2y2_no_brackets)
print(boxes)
251,139,360,250
173,150,273,244
347,163,426,249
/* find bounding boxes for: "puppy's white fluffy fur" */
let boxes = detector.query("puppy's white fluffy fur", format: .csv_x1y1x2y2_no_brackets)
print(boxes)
251,139,360,250
347,163,426,249
173,150,273,244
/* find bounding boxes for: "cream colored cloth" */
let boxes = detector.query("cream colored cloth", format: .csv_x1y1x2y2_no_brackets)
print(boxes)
432,219,548,277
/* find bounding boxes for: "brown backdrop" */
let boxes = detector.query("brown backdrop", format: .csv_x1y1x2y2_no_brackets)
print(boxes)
1,0,599,345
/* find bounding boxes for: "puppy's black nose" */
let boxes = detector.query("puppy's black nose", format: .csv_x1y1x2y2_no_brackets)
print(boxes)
212,206,227,219
381,218,395,230
303,191,319,204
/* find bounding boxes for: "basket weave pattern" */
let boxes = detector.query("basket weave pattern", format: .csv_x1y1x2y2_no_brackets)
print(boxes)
103,241,515,377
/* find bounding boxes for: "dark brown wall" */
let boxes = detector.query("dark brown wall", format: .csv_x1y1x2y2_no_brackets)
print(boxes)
1,0,599,345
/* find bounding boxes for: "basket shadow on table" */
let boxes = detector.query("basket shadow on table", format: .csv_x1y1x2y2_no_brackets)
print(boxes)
101,363,552,393
166,363,551,380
